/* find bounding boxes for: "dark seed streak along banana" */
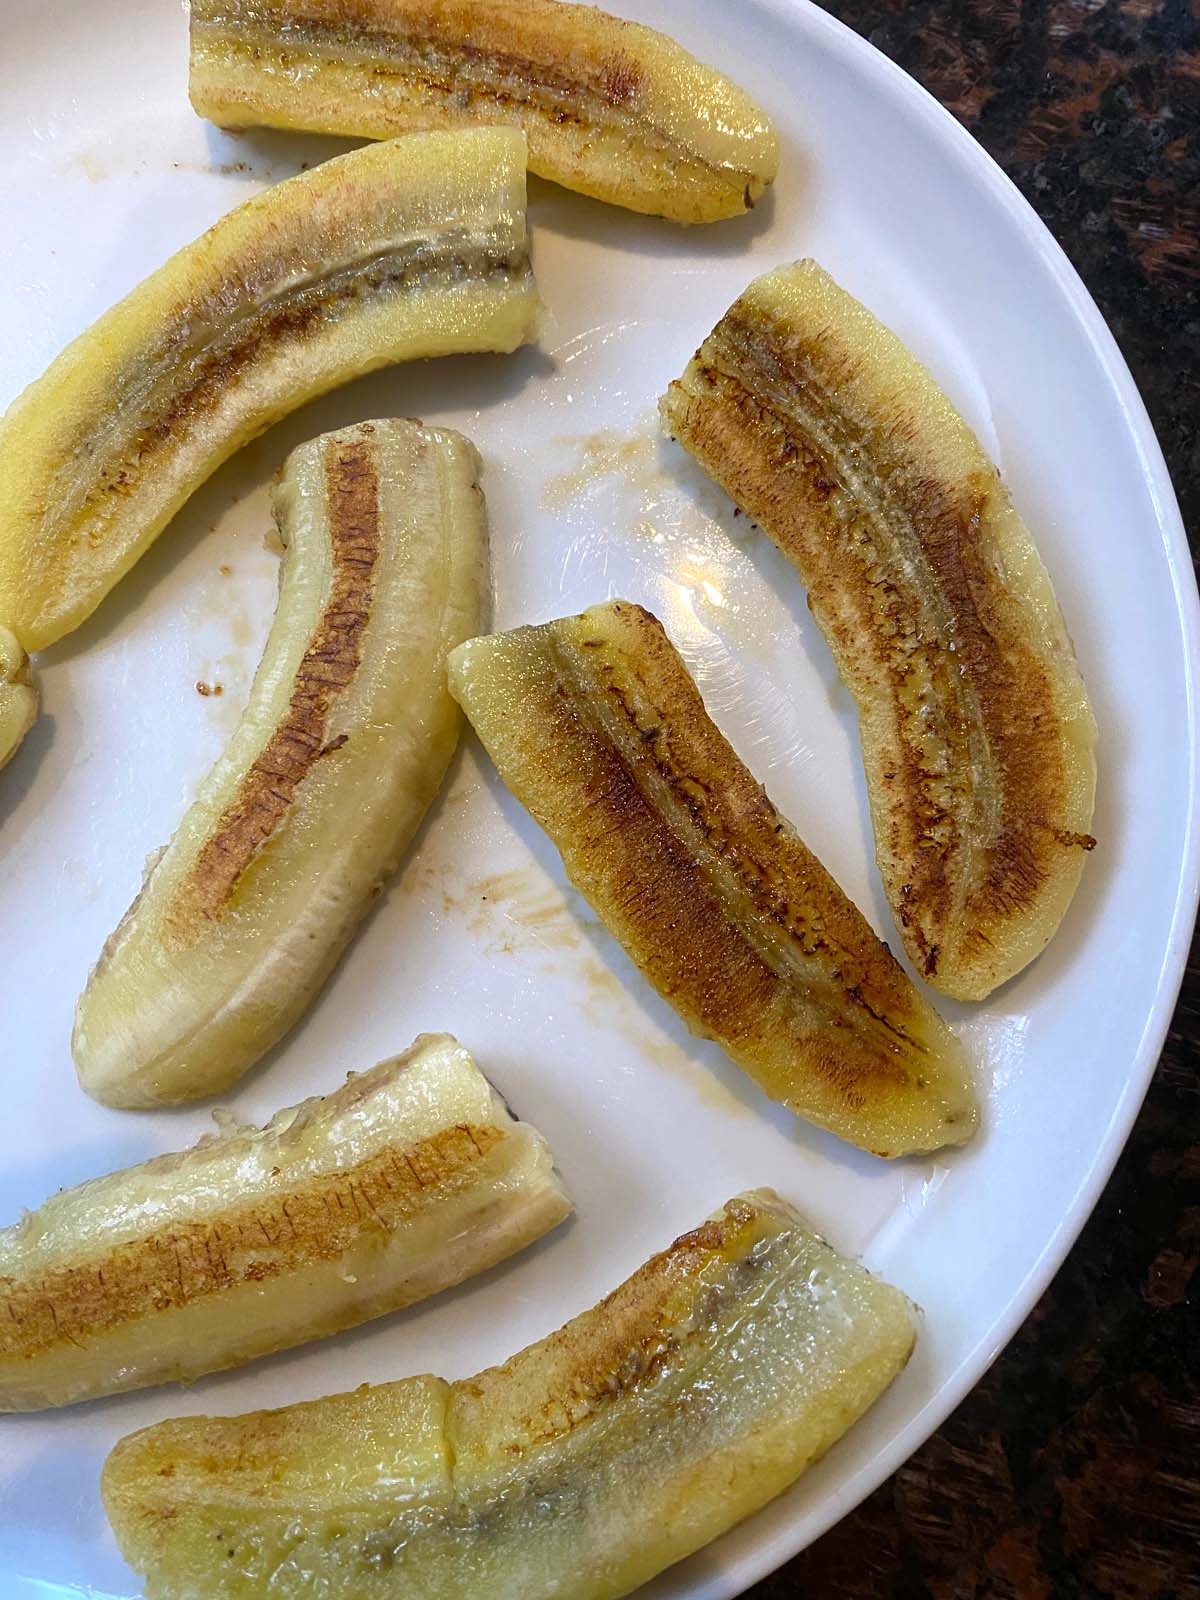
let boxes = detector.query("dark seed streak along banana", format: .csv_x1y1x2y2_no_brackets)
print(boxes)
449,600,977,1158
0,127,538,649
74,419,487,1108
103,1191,912,1600
662,260,1097,1000
0,1036,571,1411
189,0,779,223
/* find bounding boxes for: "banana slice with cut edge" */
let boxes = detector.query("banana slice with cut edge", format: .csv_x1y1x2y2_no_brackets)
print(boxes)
74,418,486,1108
103,1189,913,1600
0,1035,571,1412
449,600,976,1158
0,625,37,771
661,260,1098,1001
0,127,537,650
189,0,779,225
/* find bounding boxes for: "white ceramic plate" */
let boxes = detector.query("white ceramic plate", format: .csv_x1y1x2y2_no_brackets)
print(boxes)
1,1,1197,1595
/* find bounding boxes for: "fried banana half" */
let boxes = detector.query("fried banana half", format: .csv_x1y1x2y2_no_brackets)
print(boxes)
450,601,976,1157
0,625,37,771
74,420,485,1109
0,127,537,649
662,261,1098,1000
0,1035,571,1412
104,1190,912,1599
189,0,779,224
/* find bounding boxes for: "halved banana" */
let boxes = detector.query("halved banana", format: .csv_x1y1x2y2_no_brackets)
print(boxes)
449,600,976,1157
104,1189,912,1599
0,127,538,650
0,625,37,771
189,0,780,224
661,260,1098,1000
0,1034,571,1412
74,419,486,1108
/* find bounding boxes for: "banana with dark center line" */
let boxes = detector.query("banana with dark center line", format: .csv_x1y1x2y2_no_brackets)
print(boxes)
0,126,538,650
188,0,780,224
1,1035,571,1411
103,1190,914,1600
74,419,487,1108
449,599,977,1158
662,260,1097,1001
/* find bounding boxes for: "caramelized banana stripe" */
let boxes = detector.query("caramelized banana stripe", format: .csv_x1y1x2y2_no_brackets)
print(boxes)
450,600,977,1157
0,1035,571,1411
0,127,537,649
189,0,779,223
662,260,1097,1000
103,1190,912,1600
74,419,487,1108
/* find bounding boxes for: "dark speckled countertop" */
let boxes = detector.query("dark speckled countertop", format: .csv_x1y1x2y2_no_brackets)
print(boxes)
747,3,1200,1597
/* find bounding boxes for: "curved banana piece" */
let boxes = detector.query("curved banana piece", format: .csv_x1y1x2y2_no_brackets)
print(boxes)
0,626,37,771
449,601,976,1158
0,1035,571,1411
74,419,486,1108
189,0,779,225
104,1190,912,1600
662,261,1097,1000
0,127,537,650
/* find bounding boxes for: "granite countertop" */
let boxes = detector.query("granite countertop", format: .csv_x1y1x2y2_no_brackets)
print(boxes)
749,2,1199,1595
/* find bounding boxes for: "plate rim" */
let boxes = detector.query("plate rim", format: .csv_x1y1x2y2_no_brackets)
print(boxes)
717,0,1200,1590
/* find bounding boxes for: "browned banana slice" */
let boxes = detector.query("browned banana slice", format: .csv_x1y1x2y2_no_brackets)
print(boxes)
449,600,976,1158
74,419,486,1110
189,0,780,224
0,1035,571,1411
662,260,1098,1000
104,1190,913,1600
0,127,537,650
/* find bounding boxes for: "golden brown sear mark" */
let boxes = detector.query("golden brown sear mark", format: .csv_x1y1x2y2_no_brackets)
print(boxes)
457,1199,762,1450
200,10,741,181
208,12,630,118
81,234,521,539
173,436,381,927
566,609,924,1031
669,301,1076,970
451,599,974,1151
0,1121,504,1361
540,612,922,1102
599,52,643,106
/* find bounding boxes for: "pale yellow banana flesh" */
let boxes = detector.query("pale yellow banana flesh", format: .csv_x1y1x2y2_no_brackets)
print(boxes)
0,1034,571,1412
0,127,537,650
0,625,37,771
449,600,976,1158
661,260,1098,1000
103,1190,913,1599
74,419,487,1108
189,0,779,224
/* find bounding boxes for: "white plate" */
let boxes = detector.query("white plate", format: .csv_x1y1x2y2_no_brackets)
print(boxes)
1,1,1197,1595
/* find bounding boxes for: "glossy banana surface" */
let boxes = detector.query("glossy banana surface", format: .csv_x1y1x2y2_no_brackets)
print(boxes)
0,127,536,649
449,601,976,1157
189,0,779,223
0,625,37,771
75,419,486,1108
104,1190,912,1599
0,1035,571,1411
662,260,1097,999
